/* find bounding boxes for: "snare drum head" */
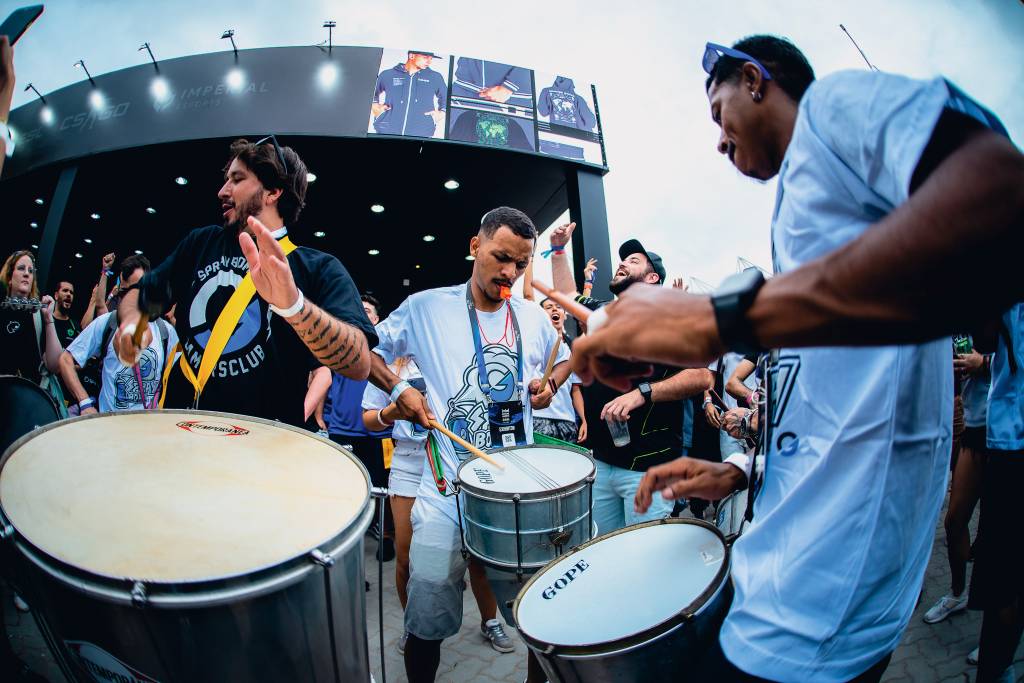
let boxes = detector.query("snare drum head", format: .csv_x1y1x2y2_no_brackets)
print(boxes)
515,520,727,647
0,411,369,583
457,446,593,495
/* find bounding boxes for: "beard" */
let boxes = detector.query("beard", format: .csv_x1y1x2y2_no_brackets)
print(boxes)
608,273,641,296
224,190,264,233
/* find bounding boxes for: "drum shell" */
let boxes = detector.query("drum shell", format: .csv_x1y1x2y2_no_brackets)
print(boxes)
513,518,732,683
0,410,375,683
5,499,374,683
527,578,732,683
457,446,595,570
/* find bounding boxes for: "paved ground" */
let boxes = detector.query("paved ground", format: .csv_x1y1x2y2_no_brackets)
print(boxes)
6,499,1022,682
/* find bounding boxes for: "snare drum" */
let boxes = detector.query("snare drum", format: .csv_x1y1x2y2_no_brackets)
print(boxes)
716,489,749,539
456,444,595,572
513,518,731,682
0,374,60,455
0,410,374,683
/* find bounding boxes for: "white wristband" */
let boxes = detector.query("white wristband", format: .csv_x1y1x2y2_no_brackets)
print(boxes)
78,397,95,410
390,380,412,404
270,289,304,318
0,121,14,159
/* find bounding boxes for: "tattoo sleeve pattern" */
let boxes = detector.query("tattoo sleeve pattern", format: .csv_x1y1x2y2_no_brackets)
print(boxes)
287,299,366,375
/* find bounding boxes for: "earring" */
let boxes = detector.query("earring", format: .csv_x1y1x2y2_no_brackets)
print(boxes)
751,91,762,102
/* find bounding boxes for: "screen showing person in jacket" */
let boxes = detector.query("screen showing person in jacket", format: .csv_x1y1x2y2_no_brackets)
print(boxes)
370,50,448,139
450,57,534,117
538,76,596,131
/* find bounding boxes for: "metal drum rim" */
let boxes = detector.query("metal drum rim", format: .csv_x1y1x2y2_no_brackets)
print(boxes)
456,443,596,502
511,517,731,656
0,409,373,604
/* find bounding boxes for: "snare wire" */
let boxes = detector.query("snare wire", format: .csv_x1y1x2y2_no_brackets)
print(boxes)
503,451,559,489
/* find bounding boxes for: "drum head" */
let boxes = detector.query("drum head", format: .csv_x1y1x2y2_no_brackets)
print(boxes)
0,374,59,456
0,411,369,583
457,445,593,496
515,519,727,648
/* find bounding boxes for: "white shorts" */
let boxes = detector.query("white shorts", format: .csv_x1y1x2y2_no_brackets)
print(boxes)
405,498,469,640
388,466,421,498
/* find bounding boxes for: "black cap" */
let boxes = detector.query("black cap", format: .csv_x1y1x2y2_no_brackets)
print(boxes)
408,50,442,58
619,239,666,285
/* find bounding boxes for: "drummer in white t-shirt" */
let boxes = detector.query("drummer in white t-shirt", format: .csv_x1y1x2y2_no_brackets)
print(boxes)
368,207,570,683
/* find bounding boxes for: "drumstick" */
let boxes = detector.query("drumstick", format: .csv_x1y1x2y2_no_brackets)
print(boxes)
531,280,590,323
708,388,730,410
132,313,150,351
428,419,505,470
538,338,561,392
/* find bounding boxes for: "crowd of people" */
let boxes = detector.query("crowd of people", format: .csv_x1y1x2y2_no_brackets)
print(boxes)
1,26,1023,683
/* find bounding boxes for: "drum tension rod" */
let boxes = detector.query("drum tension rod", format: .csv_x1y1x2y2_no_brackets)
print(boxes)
454,480,469,560
130,581,148,607
513,494,524,581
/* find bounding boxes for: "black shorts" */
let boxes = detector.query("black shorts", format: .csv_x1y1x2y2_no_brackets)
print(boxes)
968,449,1024,610
960,425,988,452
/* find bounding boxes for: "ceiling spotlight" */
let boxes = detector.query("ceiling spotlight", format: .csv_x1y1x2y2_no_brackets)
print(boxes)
226,68,245,90
323,20,336,52
74,252,83,259
368,249,380,256
444,179,460,190
146,207,157,214
317,62,339,90
24,83,47,105
34,198,44,205
40,106,55,125
31,244,38,249
306,172,317,183
370,204,384,213
465,254,475,261
150,76,170,102
134,250,144,255
89,90,106,110
415,264,422,269
175,176,188,185
30,222,38,228
73,59,96,86
90,213,100,220
221,29,238,57
313,231,326,238
422,235,436,242
83,238,93,244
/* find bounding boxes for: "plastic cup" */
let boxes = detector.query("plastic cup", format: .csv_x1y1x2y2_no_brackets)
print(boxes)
605,417,631,447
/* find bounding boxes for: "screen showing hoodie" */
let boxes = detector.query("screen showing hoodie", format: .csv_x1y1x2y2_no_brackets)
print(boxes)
534,73,605,166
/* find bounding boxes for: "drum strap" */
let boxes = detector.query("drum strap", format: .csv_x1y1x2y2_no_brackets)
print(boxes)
176,235,298,405
159,342,180,409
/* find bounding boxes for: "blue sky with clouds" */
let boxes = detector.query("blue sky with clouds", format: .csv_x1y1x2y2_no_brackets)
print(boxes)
8,0,1023,288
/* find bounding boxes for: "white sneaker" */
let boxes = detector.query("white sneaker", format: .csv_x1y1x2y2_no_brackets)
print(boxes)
967,645,979,665
922,593,967,624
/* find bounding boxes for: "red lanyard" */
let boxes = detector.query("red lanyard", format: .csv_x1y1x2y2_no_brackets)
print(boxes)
475,303,515,349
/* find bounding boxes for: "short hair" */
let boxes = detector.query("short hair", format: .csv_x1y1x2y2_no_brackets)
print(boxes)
120,254,151,281
479,207,538,241
226,138,309,225
53,280,74,294
361,293,382,317
705,35,815,103
1,250,38,299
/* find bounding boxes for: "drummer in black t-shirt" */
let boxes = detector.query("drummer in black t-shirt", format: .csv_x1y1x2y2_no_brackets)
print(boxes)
0,250,62,386
116,138,377,426
547,225,713,534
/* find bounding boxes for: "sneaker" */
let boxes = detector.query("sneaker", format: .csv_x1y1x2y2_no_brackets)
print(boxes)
481,618,515,653
922,593,967,624
13,594,29,613
397,631,408,655
967,646,979,665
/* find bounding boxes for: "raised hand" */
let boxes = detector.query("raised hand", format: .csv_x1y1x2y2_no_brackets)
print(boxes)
239,216,299,310
583,258,598,281
549,222,577,249
101,252,116,270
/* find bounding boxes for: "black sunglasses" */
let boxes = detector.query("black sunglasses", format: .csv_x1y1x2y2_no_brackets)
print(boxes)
254,134,289,176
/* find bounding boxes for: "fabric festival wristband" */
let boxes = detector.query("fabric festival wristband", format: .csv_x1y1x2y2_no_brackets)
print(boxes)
723,452,753,486
78,397,95,410
269,289,304,318
540,246,566,258
390,380,412,404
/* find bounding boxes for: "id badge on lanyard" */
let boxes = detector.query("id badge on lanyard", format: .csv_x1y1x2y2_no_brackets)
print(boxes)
465,283,527,448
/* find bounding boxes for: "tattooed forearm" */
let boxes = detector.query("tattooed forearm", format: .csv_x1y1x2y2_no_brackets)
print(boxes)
285,299,370,379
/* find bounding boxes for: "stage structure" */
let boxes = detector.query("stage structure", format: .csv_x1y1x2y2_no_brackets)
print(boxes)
1,45,613,310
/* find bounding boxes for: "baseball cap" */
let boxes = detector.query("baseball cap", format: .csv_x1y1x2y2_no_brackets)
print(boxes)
619,239,666,285
408,50,442,58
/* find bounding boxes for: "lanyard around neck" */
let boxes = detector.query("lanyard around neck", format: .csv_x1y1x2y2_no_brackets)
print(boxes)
465,281,523,401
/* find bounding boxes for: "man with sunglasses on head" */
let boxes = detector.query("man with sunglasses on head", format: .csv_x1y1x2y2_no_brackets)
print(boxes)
116,137,377,424
569,35,1024,683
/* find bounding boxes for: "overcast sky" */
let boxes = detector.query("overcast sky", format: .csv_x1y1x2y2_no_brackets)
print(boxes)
8,0,1024,288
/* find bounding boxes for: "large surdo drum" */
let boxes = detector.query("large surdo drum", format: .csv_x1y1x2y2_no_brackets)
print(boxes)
0,410,374,683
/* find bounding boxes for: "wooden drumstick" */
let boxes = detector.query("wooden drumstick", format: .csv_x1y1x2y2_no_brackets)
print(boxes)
531,280,590,323
428,419,505,470
132,313,150,351
538,338,561,393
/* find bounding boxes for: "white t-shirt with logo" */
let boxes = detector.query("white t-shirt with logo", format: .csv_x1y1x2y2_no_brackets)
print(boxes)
534,349,581,423
721,71,966,682
374,285,568,522
67,312,178,413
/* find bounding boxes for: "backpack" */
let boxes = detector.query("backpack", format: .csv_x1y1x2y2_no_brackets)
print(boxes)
31,311,69,418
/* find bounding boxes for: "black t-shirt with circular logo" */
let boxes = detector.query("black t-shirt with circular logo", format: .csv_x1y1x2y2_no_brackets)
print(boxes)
52,315,80,348
139,225,377,427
